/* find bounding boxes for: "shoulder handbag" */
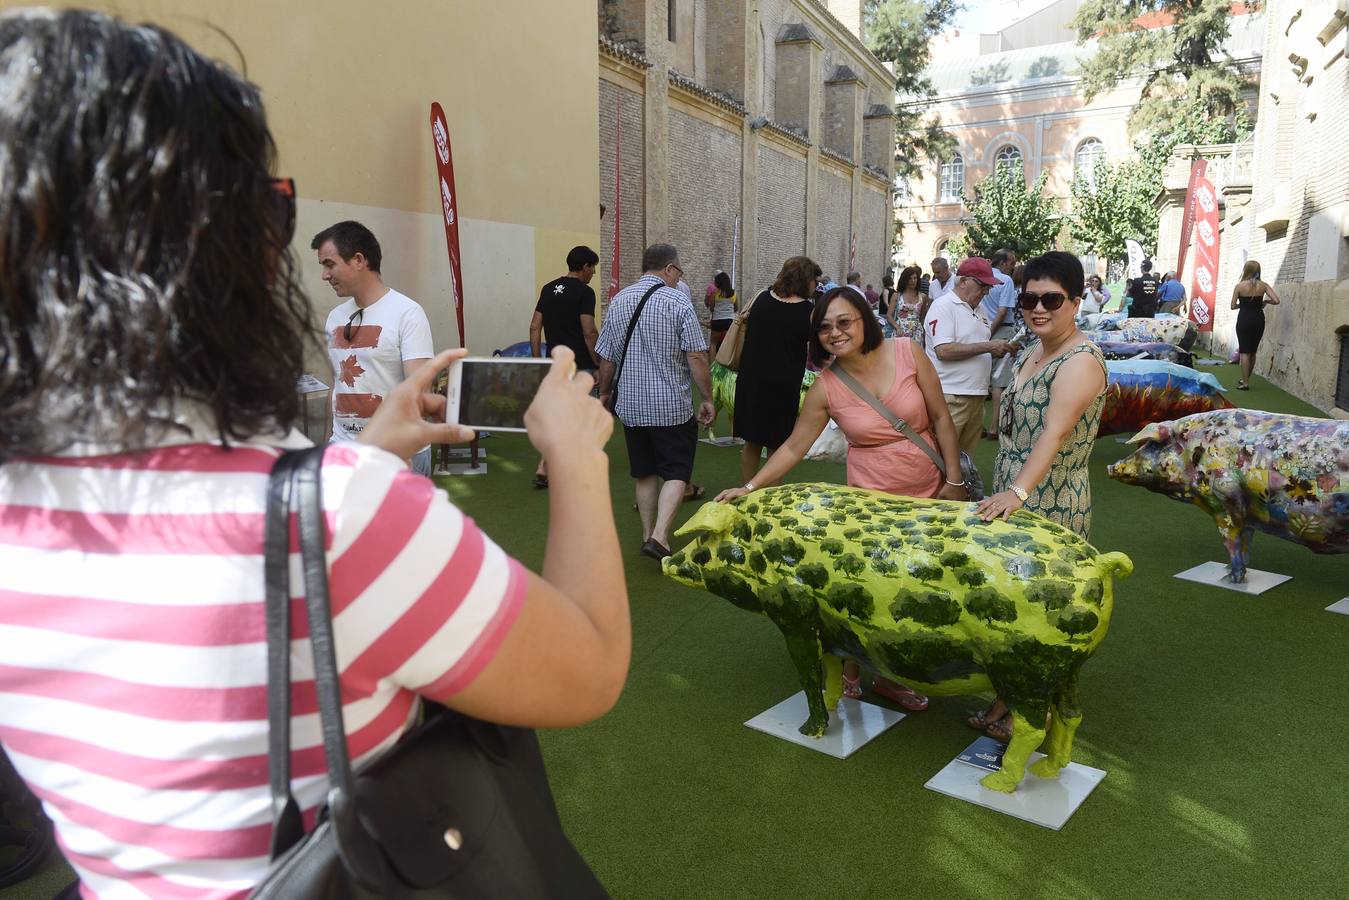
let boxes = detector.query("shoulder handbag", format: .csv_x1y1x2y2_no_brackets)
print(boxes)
251,447,608,899
828,365,984,501
605,280,663,412
713,290,760,371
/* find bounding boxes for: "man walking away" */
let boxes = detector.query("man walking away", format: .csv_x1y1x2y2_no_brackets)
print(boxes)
1128,259,1161,318
529,245,600,487
1158,271,1186,315
596,244,716,560
314,220,435,475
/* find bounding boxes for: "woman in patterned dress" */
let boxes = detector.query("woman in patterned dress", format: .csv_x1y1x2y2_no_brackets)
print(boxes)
972,251,1108,741
887,264,926,344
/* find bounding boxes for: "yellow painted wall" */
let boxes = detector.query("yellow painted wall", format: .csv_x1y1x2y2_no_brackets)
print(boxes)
2,0,601,362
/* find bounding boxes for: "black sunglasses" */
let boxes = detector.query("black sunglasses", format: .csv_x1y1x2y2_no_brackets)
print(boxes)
343,307,364,343
1018,290,1071,311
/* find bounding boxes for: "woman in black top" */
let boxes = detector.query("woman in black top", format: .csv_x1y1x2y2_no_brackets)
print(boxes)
734,256,821,485
1230,259,1281,390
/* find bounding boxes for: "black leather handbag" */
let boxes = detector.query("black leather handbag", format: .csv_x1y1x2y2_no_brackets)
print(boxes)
251,447,608,899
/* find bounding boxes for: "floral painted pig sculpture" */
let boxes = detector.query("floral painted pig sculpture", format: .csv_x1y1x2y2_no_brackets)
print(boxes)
663,484,1132,792
1108,409,1349,582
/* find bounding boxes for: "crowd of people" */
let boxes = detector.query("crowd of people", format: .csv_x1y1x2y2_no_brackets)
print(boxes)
0,10,1140,897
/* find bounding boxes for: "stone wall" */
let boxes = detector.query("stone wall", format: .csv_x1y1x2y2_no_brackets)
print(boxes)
667,105,743,327
599,79,646,315
856,182,888,288
817,167,852,280
755,144,809,291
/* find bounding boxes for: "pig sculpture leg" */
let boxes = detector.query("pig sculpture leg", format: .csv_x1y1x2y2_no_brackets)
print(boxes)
1030,668,1083,779
981,711,1049,793
821,654,845,712
1219,518,1256,583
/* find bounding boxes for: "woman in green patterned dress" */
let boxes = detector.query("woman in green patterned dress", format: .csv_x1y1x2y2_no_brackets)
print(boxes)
971,251,1108,741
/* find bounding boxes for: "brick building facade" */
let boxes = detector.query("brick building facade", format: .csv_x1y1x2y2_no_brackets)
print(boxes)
598,0,894,321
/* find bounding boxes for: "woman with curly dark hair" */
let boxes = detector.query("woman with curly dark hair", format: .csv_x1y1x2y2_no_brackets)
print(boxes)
887,264,927,345
0,10,628,896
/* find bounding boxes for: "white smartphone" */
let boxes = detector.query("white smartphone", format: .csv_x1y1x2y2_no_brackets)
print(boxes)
444,357,552,433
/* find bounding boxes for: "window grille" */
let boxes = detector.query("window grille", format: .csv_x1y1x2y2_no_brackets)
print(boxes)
1075,138,1107,190
939,155,964,201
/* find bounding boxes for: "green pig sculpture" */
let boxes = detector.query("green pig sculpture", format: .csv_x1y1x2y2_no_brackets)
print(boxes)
663,483,1133,792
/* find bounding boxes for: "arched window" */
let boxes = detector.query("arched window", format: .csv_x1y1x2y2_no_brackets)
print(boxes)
1075,138,1107,189
939,155,964,201
935,238,950,255
994,144,1023,172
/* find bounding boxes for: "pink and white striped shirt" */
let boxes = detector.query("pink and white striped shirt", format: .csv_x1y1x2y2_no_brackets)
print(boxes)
0,424,524,898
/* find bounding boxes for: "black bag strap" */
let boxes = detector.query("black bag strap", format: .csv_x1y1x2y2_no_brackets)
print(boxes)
264,447,386,887
609,280,664,402
828,363,948,477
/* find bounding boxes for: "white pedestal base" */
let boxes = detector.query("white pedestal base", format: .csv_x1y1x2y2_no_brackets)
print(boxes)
925,754,1106,830
1174,561,1291,595
1326,598,1349,616
699,435,744,447
744,691,904,759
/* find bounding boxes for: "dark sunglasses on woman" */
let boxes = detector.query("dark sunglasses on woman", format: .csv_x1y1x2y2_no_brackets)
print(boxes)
1017,290,1071,311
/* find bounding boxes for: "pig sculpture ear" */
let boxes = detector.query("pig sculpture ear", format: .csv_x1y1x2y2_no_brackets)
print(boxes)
1127,422,1171,445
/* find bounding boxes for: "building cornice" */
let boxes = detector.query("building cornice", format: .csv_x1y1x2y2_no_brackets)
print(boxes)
598,34,652,70
820,145,855,173
668,69,748,117
763,119,811,147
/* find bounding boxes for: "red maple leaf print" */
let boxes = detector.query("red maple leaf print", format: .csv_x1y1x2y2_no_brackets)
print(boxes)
339,354,365,387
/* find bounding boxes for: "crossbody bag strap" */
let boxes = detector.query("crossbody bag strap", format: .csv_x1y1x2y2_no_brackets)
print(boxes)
263,451,305,859
610,281,664,399
829,364,948,477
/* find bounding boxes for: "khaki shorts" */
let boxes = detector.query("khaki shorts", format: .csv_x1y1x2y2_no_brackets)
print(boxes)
944,394,985,458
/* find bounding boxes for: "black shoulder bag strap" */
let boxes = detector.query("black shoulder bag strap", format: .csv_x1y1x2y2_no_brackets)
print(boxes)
607,281,663,410
829,364,949,477
264,446,387,886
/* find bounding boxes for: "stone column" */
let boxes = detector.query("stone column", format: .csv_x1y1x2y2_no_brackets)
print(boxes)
644,1,672,245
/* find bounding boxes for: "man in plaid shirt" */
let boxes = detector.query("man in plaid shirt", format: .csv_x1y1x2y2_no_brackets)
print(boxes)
597,243,715,561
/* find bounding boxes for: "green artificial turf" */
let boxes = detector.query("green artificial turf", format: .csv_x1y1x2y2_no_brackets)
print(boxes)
6,362,1345,899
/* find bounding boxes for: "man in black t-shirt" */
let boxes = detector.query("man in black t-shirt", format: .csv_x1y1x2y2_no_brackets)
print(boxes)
530,245,600,369
1127,258,1161,318
527,245,600,488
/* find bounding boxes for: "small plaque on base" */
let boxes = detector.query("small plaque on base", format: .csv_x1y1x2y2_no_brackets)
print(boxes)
1326,598,1349,616
744,691,904,759
925,752,1106,830
1174,561,1291,595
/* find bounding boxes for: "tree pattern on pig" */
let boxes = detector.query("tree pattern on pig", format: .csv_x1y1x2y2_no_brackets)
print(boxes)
664,484,1132,793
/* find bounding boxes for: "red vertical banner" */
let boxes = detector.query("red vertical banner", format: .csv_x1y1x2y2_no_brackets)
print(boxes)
1175,158,1208,282
429,103,466,347
1188,173,1220,332
608,96,622,301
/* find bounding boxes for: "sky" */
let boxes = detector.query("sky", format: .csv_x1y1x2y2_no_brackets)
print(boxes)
950,0,1063,36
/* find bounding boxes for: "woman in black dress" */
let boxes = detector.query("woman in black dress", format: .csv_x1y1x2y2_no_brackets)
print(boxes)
1230,259,1282,390
734,256,821,485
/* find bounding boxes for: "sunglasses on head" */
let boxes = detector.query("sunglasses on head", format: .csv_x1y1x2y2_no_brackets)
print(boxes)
1018,290,1071,311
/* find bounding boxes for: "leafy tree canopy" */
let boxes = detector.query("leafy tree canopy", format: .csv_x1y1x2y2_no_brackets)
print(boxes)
953,161,1062,259
863,0,962,182
1072,0,1255,140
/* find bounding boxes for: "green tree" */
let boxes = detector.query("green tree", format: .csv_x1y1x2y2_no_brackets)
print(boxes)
955,161,1062,259
1072,0,1254,139
863,0,962,183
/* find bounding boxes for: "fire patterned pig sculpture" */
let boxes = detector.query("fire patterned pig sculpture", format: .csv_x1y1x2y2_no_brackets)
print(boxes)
663,484,1132,792
1099,359,1234,436
1108,409,1349,583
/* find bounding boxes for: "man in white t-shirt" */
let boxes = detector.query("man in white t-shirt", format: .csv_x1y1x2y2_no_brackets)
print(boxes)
928,256,956,301
313,220,436,474
924,257,1015,458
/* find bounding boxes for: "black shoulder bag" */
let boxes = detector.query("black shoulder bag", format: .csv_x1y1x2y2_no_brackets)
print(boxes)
604,281,663,412
251,447,608,899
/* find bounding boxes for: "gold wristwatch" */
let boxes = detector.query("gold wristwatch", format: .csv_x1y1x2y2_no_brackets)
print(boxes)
1010,485,1028,503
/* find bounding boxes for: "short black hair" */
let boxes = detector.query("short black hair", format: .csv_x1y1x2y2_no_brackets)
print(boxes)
566,245,599,272
809,286,884,367
1141,258,1153,272
311,220,382,273
642,243,679,272
1023,251,1085,301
